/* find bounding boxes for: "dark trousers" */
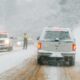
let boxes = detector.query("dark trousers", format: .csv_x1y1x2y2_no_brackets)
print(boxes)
23,39,27,49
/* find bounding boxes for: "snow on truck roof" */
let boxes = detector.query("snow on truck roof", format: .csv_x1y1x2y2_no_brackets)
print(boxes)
44,27,70,31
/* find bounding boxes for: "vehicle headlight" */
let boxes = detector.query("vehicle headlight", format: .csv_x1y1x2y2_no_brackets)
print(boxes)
5,39,10,45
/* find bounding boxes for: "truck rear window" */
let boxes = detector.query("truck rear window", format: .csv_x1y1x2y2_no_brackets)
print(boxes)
44,31,70,40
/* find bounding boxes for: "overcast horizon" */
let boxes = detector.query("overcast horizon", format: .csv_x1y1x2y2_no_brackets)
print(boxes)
0,0,80,39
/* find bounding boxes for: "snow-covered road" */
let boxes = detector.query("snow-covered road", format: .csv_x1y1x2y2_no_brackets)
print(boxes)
0,44,80,80
0,45,37,74
0,27,80,80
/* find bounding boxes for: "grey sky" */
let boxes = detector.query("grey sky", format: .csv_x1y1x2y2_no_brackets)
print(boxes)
0,0,80,39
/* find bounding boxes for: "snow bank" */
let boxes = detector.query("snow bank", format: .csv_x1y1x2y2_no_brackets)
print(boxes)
0,45,37,74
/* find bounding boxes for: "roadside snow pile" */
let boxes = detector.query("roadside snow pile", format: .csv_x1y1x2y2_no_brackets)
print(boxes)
0,45,37,74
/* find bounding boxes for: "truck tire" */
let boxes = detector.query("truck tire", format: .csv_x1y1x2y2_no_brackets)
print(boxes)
64,56,75,66
37,56,45,65
69,57,75,66
37,57,42,65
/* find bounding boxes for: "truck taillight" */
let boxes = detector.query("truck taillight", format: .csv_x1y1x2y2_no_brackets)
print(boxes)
72,43,76,51
37,41,42,49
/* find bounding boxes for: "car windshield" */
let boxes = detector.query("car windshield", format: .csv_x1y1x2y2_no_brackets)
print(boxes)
44,31,70,41
0,34,7,38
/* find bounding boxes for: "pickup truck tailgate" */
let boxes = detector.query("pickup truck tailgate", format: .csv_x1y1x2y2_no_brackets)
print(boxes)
41,41,73,52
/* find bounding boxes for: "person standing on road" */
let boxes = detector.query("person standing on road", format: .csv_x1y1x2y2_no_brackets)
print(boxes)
23,33,28,49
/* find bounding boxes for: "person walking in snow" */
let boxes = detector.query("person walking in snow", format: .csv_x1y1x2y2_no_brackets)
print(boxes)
23,33,28,49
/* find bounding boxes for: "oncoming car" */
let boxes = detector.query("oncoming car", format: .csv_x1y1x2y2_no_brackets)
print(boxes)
37,27,76,66
0,32,13,51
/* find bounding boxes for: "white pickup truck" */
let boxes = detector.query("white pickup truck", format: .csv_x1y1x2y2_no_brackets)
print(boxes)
37,27,76,66
0,32,13,51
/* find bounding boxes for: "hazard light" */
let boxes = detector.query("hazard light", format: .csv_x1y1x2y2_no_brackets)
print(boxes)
37,41,42,49
72,43,76,51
